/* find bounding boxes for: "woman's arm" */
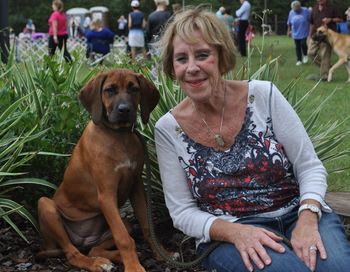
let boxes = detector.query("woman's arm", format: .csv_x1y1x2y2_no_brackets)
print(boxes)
52,19,58,43
155,115,217,242
269,83,328,270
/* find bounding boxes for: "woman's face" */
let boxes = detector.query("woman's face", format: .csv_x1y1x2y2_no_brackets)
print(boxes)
172,31,221,102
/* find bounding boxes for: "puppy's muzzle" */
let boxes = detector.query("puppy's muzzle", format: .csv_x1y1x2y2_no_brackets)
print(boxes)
108,101,136,125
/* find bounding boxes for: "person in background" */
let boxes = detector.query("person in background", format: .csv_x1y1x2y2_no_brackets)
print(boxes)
235,0,251,56
215,6,225,18
172,3,182,14
69,16,81,38
85,18,115,61
128,0,148,59
83,15,91,34
219,7,235,42
48,0,72,62
23,18,35,34
307,0,341,81
345,6,350,34
155,6,350,272
117,15,128,39
287,1,310,66
146,0,171,44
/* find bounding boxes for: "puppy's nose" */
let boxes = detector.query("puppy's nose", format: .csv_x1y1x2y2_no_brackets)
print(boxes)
117,103,131,114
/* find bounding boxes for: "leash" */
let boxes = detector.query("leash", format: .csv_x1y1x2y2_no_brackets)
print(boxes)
134,130,293,268
134,130,220,269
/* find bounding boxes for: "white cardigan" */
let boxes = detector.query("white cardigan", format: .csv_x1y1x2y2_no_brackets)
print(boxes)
155,80,330,245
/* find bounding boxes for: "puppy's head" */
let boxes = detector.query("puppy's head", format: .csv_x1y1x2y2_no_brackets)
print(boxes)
313,26,328,42
79,69,159,129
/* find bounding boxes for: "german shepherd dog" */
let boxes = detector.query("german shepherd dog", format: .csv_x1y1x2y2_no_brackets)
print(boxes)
313,26,350,82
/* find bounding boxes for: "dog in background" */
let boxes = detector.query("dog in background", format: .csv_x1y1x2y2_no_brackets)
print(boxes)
313,26,350,82
36,69,161,272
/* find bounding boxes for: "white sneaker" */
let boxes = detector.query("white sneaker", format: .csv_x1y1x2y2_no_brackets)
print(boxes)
302,56,308,64
296,61,302,66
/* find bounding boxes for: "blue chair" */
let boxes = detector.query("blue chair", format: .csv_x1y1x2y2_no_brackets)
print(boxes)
337,22,349,34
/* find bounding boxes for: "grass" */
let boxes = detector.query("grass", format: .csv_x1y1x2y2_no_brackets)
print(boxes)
235,35,350,191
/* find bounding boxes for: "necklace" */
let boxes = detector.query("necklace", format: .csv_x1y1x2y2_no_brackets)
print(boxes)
192,82,226,147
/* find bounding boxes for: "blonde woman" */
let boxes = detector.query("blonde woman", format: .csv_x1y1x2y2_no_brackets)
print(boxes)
155,7,350,272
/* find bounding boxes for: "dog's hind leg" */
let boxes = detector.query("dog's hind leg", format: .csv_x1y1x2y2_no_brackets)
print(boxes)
327,58,347,82
346,60,350,82
37,197,113,272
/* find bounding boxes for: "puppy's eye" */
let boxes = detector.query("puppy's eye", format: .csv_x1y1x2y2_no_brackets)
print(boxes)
104,88,117,96
129,86,140,94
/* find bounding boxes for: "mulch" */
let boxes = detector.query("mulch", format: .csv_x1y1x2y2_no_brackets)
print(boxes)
1,214,349,272
0,215,207,272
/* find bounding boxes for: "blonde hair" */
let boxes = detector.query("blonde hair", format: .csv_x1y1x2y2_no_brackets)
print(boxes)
52,0,64,12
291,1,301,9
158,6,236,79
154,0,169,5
90,19,103,31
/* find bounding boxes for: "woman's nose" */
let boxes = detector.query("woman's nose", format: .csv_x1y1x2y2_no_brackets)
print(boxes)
186,58,200,74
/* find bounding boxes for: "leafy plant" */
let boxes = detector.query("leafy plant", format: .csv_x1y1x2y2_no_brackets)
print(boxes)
0,94,57,242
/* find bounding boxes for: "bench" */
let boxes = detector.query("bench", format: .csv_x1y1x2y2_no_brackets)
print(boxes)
325,192,350,218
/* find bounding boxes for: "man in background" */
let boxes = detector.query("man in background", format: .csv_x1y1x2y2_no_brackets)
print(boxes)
307,0,342,81
235,0,251,57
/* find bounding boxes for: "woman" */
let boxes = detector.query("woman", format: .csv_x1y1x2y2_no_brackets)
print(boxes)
128,0,147,59
48,0,71,62
287,1,310,66
155,7,350,272
85,18,115,61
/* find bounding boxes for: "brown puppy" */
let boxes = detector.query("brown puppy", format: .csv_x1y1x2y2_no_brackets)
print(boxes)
314,26,350,82
36,69,160,272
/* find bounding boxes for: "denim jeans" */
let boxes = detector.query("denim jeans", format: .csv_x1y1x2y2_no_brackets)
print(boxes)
197,209,350,272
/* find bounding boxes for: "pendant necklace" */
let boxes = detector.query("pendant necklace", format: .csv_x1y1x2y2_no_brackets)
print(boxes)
192,82,226,148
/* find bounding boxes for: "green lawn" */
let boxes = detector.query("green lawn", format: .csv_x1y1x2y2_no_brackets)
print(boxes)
235,35,350,191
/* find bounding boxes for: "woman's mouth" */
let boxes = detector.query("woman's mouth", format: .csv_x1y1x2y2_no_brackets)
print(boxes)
187,79,205,88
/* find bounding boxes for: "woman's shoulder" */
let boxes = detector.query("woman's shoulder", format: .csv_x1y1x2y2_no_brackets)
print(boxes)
155,111,175,130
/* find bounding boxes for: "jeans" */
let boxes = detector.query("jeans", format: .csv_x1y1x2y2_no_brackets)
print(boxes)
197,209,350,272
238,20,249,57
294,38,308,62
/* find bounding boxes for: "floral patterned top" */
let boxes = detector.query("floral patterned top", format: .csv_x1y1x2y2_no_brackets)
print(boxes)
155,80,328,244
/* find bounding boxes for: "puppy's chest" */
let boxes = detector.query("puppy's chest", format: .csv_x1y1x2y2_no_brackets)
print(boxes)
113,157,140,173
111,141,144,173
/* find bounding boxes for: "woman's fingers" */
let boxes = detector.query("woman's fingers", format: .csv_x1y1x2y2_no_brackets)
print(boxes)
241,250,254,272
261,229,286,253
238,228,286,271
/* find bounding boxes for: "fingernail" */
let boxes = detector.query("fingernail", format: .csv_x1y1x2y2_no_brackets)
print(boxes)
265,259,271,265
280,247,285,253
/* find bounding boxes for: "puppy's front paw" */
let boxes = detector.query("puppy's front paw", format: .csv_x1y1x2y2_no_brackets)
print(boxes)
100,263,116,272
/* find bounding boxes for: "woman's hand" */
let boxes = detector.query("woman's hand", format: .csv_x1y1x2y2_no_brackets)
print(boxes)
291,211,327,271
210,220,286,272
232,224,286,271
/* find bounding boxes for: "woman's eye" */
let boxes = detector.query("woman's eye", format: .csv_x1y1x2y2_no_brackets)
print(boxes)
174,56,187,63
196,52,209,60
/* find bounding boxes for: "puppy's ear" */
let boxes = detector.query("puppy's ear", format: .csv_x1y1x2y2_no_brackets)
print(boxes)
137,74,160,124
79,73,107,125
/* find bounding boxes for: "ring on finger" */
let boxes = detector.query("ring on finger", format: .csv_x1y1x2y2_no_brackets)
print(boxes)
309,245,317,251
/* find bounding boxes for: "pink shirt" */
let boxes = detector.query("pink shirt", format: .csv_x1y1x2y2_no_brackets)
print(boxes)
48,11,68,35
